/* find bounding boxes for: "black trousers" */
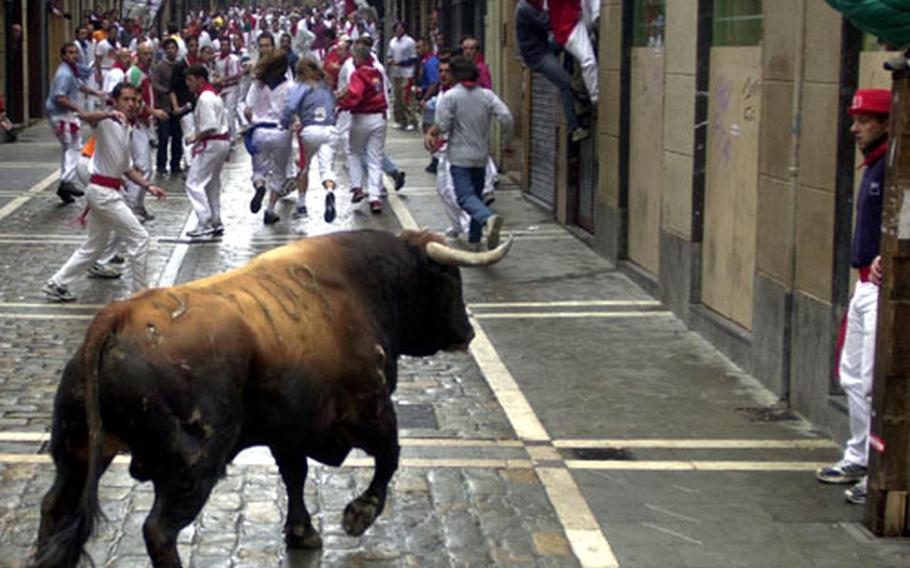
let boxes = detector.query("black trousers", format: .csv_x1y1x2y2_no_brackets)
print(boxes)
156,115,183,172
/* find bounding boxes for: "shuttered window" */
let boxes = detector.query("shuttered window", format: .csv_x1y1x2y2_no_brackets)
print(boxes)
633,0,666,48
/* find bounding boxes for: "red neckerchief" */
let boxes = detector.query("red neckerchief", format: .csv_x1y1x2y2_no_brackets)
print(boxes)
65,60,80,77
218,51,232,60
186,54,199,66
113,60,128,72
198,82,218,96
460,81,477,89
862,139,888,168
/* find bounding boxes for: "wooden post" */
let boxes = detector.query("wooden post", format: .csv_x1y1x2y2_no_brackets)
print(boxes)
866,65,910,537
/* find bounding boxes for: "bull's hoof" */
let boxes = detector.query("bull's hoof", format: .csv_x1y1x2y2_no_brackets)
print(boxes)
342,495,381,537
285,523,323,549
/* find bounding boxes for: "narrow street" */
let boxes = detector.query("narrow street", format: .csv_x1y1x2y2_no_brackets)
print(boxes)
0,123,908,568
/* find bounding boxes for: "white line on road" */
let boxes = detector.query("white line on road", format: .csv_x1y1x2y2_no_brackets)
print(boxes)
0,162,58,168
0,313,94,320
0,302,104,309
470,300,662,308
565,461,830,471
554,439,838,449
474,311,674,319
0,171,58,222
157,211,196,286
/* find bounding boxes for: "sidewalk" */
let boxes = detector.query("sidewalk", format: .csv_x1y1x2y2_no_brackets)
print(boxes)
386,128,910,567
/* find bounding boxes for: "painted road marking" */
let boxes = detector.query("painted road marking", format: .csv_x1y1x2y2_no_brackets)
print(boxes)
0,162,58,168
554,439,838,449
0,302,104,310
565,461,830,471
0,313,94,320
471,300,662,308
157,210,196,286
474,311,674,319
0,171,58,222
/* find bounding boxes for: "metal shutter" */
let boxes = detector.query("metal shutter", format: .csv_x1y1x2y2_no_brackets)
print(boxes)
528,72,558,208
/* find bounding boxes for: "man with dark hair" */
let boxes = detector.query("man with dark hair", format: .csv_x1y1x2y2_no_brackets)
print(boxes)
416,37,440,173
387,22,417,130
816,89,891,506
171,35,200,173
43,83,166,302
151,37,182,176
425,55,513,251
46,41,104,203
183,64,230,237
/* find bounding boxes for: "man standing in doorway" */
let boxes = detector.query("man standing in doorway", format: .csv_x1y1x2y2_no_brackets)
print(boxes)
387,22,418,131
815,89,890,505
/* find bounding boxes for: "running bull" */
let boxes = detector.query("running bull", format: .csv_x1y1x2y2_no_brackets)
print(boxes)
32,229,511,567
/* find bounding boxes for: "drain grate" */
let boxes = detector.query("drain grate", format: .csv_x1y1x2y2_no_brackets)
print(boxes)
562,447,635,461
396,403,439,429
735,406,799,422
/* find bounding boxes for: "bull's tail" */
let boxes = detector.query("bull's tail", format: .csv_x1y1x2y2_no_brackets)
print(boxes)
31,306,125,568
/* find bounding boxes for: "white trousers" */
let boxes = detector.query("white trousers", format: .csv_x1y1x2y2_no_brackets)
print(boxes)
180,112,196,169
337,110,352,153
221,89,240,139
125,125,152,210
186,139,230,227
839,280,879,467
251,128,292,194
437,153,470,235
49,116,82,184
565,21,599,103
298,125,337,186
348,113,386,200
51,183,150,292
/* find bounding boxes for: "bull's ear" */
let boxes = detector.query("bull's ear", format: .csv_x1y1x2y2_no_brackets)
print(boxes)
425,235,513,267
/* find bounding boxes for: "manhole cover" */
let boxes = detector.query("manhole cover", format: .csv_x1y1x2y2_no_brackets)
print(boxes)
396,403,438,429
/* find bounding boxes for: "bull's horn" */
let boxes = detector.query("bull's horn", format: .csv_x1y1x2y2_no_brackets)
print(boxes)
426,234,514,267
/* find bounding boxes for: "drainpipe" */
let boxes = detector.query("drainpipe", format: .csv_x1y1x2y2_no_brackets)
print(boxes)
783,0,807,403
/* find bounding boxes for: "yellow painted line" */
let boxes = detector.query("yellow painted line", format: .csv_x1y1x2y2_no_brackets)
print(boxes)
470,300,662,309
554,439,838,449
474,311,674,319
537,468,619,568
387,191,420,230
565,461,830,471
0,162,58,168
0,171,59,222
0,432,49,442
468,316,549,443
0,313,94,320
0,302,104,310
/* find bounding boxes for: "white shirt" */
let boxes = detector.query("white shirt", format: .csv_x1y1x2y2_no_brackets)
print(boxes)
293,25,316,58
103,67,125,94
95,39,116,70
194,90,228,136
387,34,416,78
245,80,291,124
90,118,132,178
214,53,241,94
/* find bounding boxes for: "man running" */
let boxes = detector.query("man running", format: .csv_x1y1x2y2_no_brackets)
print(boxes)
184,64,231,238
43,83,167,303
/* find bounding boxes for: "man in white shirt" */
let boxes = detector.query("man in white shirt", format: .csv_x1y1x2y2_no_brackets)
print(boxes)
386,22,417,130
43,83,167,303
183,64,231,237
213,36,244,141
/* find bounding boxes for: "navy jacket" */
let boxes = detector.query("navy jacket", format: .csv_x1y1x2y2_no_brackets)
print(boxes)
852,139,887,268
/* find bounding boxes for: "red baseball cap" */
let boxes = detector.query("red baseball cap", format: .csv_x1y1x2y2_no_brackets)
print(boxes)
849,89,891,116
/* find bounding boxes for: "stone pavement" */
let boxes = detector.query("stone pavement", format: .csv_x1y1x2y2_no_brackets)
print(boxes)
0,122,908,567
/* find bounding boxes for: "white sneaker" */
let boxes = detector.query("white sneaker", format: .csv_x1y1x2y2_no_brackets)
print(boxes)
405,124,417,132
186,224,215,238
42,281,76,303
483,214,504,250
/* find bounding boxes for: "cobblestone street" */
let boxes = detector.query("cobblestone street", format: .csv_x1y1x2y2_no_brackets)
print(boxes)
1,124,909,567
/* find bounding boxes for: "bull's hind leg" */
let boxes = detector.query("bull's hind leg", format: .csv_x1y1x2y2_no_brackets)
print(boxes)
342,396,400,537
143,476,217,568
270,446,322,549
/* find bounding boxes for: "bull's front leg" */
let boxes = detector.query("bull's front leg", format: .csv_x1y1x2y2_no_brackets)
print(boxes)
342,396,400,537
270,446,322,549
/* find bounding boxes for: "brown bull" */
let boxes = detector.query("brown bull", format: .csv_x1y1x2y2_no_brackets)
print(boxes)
32,229,511,568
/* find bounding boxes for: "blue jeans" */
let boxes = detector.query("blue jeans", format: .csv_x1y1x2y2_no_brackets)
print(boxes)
530,53,579,133
450,165,491,243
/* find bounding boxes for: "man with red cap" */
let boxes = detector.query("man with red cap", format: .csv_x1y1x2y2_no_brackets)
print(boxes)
815,88,891,506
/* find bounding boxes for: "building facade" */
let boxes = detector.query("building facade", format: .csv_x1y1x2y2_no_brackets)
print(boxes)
496,0,896,439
